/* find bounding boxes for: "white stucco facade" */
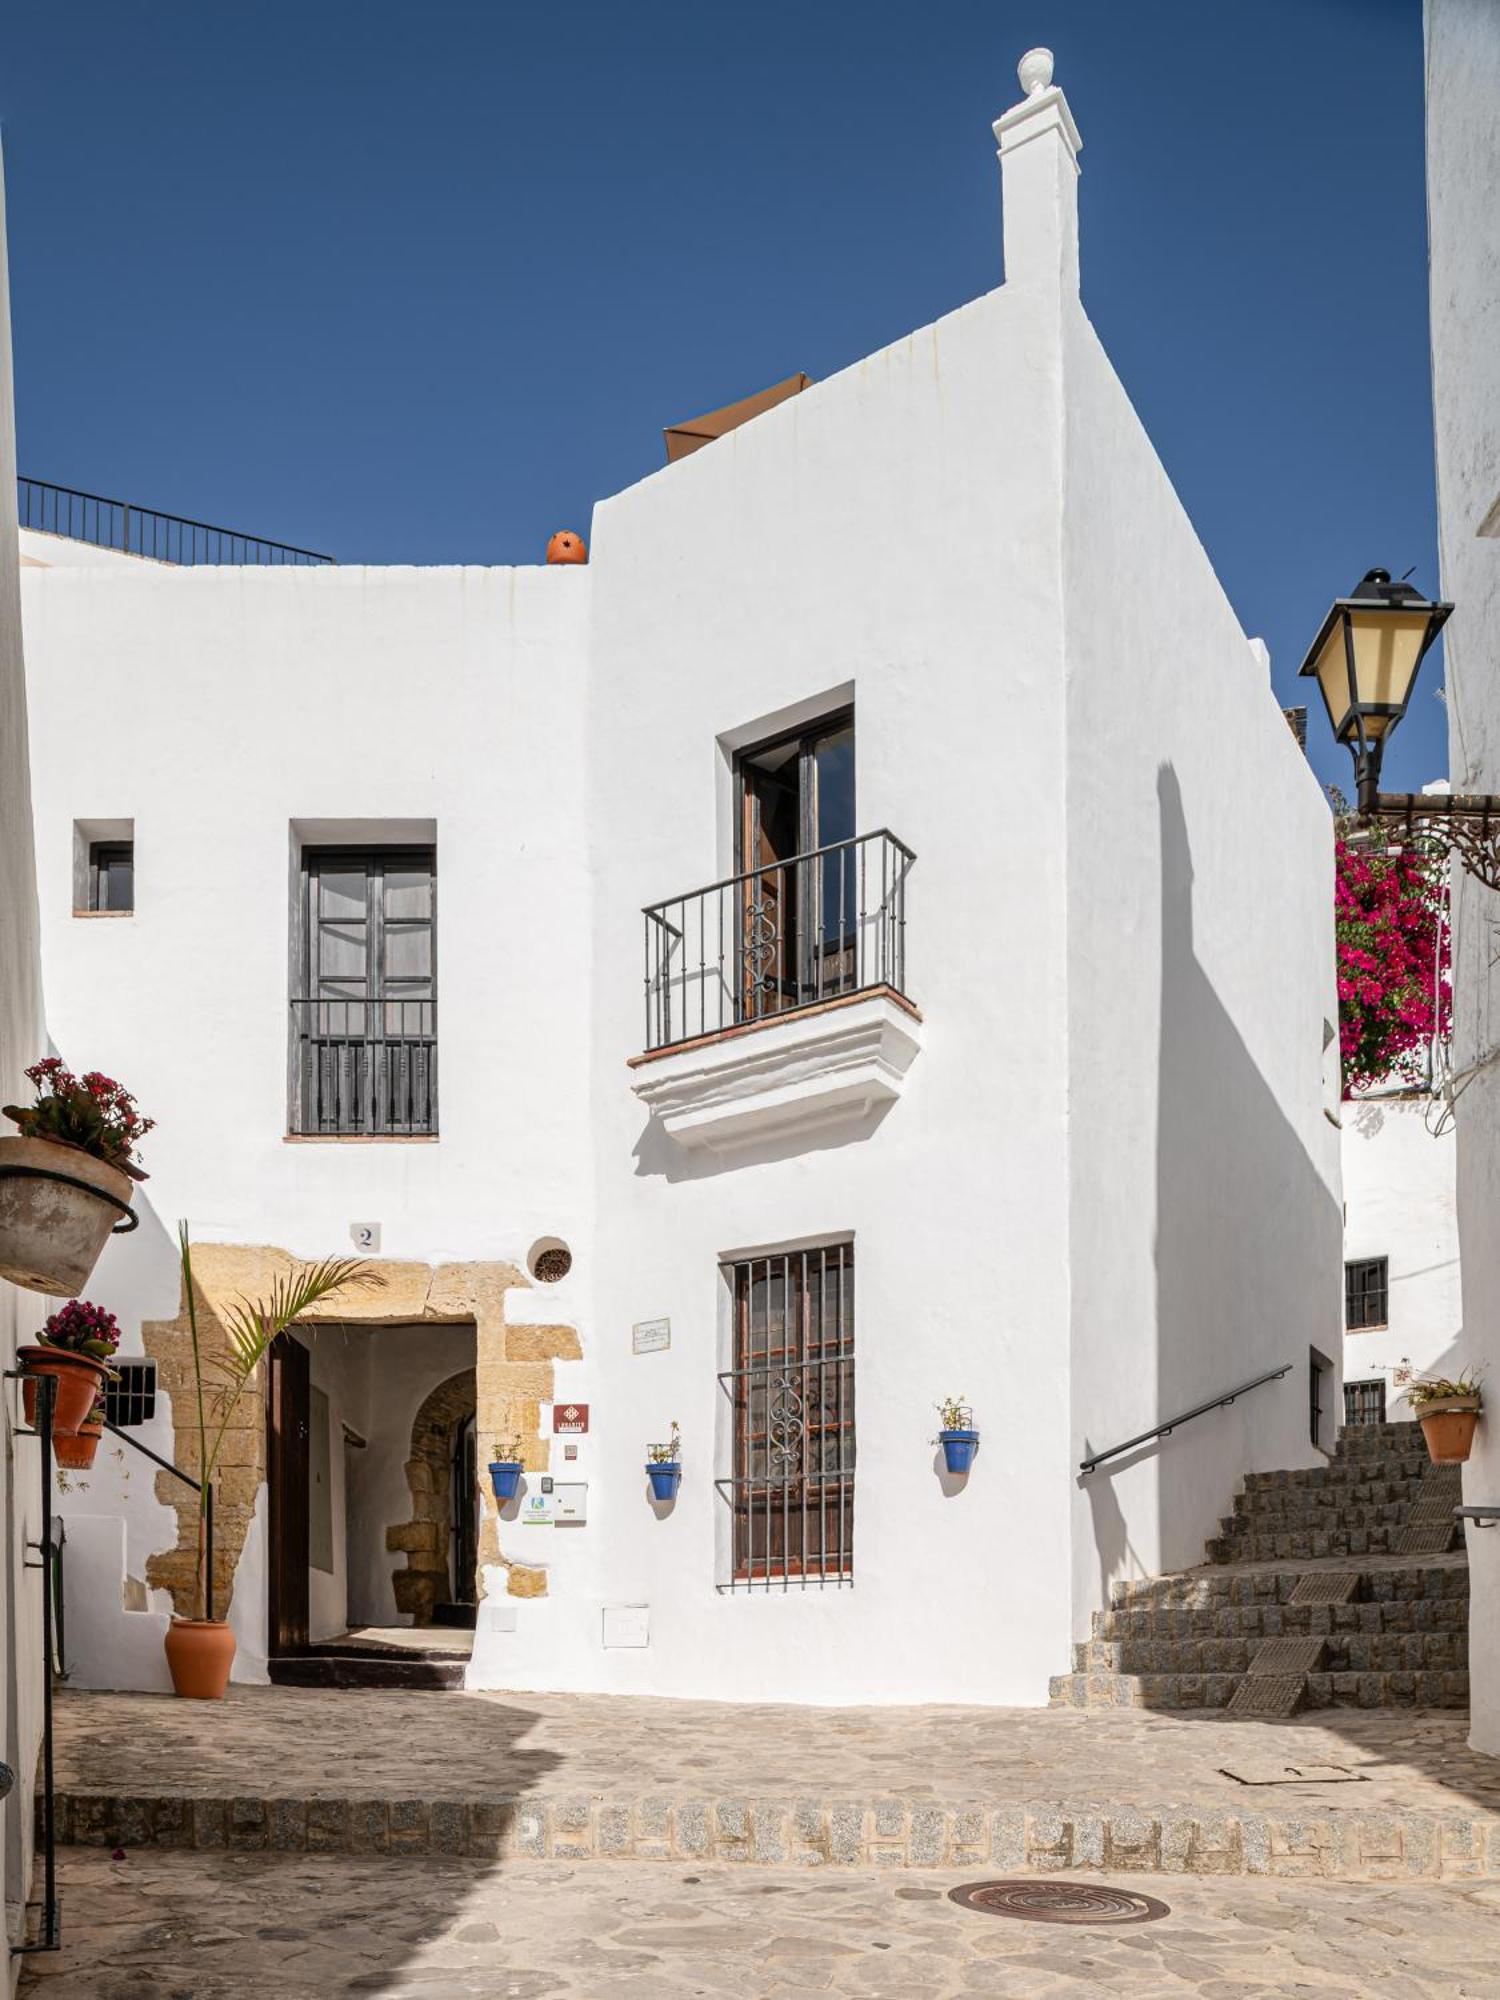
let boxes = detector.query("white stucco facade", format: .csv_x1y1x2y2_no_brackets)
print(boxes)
0,149,53,1972
1340,1091,1461,1408
19,60,1340,1709
1426,0,1500,1756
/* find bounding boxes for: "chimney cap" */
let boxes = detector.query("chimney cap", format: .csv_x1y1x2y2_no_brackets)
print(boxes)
1017,48,1054,96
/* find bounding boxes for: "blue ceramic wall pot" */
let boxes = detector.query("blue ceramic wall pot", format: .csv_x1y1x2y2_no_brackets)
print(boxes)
647,1461,682,1501
939,1429,979,1474
489,1460,523,1501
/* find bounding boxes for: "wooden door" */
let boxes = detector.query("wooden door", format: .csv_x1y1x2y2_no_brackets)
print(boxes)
267,1333,311,1654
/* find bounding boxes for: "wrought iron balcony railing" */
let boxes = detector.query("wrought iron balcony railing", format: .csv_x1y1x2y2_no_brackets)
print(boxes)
642,829,915,1054
18,476,333,567
289,997,437,1136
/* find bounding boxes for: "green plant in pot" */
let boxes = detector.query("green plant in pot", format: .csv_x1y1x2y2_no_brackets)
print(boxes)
168,1221,372,1699
1397,1357,1483,1466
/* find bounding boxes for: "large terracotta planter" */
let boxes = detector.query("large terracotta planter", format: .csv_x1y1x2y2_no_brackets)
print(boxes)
1416,1396,1481,1465
17,1346,108,1437
0,1136,134,1296
54,1417,102,1471
164,1619,236,1700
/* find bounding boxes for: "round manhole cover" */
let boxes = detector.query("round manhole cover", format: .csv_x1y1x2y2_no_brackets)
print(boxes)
948,1880,1170,1925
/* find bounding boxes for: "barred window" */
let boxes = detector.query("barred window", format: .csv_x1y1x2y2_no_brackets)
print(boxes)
104,1360,156,1428
1345,1257,1389,1330
719,1244,854,1590
1343,1378,1386,1428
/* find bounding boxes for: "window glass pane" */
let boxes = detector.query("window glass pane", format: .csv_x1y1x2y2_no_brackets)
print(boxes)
103,851,134,912
317,921,368,981
384,924,432,981
318,870,366,920
811,724,855,849
384,867,433,920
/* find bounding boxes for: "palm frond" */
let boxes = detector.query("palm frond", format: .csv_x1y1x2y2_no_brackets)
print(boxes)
217,1257,375,1391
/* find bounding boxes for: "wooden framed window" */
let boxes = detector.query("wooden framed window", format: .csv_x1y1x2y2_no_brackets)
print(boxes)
1344,1256,1389,1331
290,845,436,1135
719,1243,854,1589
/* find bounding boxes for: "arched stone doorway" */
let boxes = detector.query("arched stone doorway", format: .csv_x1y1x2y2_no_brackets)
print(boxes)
390,1368,477,1625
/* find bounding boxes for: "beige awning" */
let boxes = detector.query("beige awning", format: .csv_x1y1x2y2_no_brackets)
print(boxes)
663,372,812,463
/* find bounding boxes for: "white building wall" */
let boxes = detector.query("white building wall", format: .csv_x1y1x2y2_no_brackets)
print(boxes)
1340,1093,1460,1396
0,151,50,1974
20,563,593,1678
1426,0,1500,1756
1059,303,1342,1637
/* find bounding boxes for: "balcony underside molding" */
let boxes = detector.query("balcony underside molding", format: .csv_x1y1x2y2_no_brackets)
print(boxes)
629,987,922,1152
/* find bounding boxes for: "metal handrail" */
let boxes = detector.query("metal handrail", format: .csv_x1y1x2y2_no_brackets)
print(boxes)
1079,1362,1293,1475
17,475,333,567
642,826,917,918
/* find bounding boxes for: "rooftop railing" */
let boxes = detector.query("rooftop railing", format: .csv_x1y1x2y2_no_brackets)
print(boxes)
17,476,334,567
643,828,915,1053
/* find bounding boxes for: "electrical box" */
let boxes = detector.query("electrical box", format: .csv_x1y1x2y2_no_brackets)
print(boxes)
552,1482,587,1524
602,1603,649,1649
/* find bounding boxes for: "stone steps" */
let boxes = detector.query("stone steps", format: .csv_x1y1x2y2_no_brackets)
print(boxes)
1110,1563,1467,1611
268,1650,468,1693
1075,1631,1464,1675
1048,1667,1470,1712
1205,1525,1460,1563
1099,1599,1468,1640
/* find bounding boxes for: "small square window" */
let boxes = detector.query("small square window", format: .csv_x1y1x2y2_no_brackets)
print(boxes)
73,818,134,915
1344,1257,1389,1331
88,841,134,912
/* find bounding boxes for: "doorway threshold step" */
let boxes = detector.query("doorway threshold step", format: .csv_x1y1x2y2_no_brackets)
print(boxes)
268,1652,467,1692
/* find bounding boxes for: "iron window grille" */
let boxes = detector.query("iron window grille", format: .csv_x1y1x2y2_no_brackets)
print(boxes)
290,846,437,1136
1309,1350,1327,1449
1344,1257,1389,1331
716,1244,854,1591
1343,1378,1387,1428
88,840,134,913
104,1361,156,1428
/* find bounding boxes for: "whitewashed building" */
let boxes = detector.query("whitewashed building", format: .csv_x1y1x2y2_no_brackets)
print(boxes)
1340,1091,1461,1422
1426,0,1500,1757
0,150,59,1967
19,55,1342,1708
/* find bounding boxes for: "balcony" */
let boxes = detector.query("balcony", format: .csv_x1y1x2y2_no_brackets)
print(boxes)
18,475,334,567
289,997,437,1137
631,830,920,1151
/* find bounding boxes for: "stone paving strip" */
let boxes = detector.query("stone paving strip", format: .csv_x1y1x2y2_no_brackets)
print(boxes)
51,1685,1500,1882
23,1849,1500,1997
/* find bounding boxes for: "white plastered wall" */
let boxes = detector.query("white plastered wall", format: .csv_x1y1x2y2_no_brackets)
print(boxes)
20,563,593,1682
1340,1092,1460,1394
1059,297,1342,1636
0,148,49,1973
1426,0,1500,1756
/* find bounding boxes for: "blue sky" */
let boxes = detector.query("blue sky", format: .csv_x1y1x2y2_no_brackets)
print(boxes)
1,0,1443,796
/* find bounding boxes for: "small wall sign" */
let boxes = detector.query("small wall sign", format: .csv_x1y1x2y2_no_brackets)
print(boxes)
553,1403,589,1435
632,1318,670,1356
350,1221,381,1252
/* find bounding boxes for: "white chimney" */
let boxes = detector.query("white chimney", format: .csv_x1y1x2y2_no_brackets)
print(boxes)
994,48,1082,296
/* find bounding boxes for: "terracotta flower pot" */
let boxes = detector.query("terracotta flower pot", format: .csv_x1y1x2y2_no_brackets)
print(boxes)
545,530,587,566
17,1346,108,1437
54,1418,102,1471
164,1618,236,1700
0,1136,134,1296
1416,1396,1481,1465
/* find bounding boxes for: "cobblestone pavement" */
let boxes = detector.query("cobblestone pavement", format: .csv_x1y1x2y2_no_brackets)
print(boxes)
54,1684,1500,1817
22,1847,1500,1997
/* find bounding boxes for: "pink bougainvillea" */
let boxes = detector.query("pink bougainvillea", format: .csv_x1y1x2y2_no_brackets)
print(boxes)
1335,832,1450,1096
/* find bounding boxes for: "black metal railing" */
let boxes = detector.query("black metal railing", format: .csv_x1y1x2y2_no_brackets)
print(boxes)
290,996,437,1136
101,1419,215,1621
643,829,914,1053
1078,1362,1293,1476
8,1369,60,1956
18,476,333,567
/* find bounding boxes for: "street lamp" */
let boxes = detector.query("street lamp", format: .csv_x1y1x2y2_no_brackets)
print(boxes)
1298,569,1451,811
1299,570,1500,890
